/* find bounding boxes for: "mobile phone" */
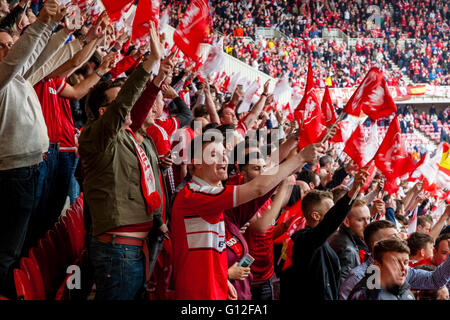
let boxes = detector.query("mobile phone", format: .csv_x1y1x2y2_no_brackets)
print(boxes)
238,253,255,268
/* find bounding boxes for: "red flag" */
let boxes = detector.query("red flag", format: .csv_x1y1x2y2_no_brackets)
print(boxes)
321,86,337,126
361,161,377,192
296,94,327,149
330,120,354,143
102,0,135,22
343,123,379,168
343,67,397,119
295,62,326,149
373,115,417,181
132,0,160,42
294,62,314,114
173,0,211,62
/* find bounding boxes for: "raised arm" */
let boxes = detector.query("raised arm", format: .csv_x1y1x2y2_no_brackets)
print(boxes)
404,182,423,212
238,143,324,206
87,22,163,150
249,178,293,234
203,81,220,123
129,52,176,133
58,52,116,101
0,1,58,91
243,80,270,129
429,205,450,241
46,37,100,81
408,254,450,290
161,83,193,128
305,170,368,249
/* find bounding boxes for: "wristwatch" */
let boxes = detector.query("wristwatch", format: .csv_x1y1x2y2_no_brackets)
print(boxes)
94,69,103,78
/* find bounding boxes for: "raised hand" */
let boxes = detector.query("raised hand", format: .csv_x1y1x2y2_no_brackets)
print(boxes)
85,10,108,42
153,49,176,87
348,169,369,200
263,79,270,95
370,199,386,218
147,20,163,62
161,84,178,100
298,143,326,164
98,51,117,74
38,0,59,24
52,3,67,23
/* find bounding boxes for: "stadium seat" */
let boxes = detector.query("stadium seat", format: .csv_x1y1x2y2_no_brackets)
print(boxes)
14,269,34,300
19,257,45,300
29,238,64,298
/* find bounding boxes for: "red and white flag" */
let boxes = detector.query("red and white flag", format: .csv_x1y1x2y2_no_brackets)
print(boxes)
102,0,135,22
437,142,450,188
343,67,397,120
407,207,418,235
321,85,337,126
132,0,160,42
173,0,211,62
295,62,326,149
373,115,418,186
410,142,444,185
343,122,379,168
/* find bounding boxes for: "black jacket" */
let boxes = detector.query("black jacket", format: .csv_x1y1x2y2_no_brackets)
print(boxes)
329,225,369,284
280,194,354,300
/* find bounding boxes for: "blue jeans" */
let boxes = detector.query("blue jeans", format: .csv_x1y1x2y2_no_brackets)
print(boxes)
0,165,39,298
251,276,274,301
23,146,59,252
68,156,80,204
89,237,145,300
47,151,76,224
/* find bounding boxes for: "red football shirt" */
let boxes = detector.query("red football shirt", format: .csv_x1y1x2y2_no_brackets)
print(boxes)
57,79,76,152
245,199,275,283
34,77,66,143
146,117,180,157
171,176,238,300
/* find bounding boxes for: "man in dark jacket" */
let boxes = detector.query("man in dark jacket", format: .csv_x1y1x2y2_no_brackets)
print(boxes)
329,199,371,283
280,170,367,300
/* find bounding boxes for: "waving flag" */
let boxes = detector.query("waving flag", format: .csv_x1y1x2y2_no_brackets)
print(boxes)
373,116,418,183
295,62,326,149
321,86,337,126
343,67,397,119
437,142,450,188
173,0,211,62
407,207,418,235
102,0,135,22
411,143,444,185
131,0,161,42
343,122,379,168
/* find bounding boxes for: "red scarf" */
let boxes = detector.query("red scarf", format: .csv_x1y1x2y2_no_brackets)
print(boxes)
126,129,161,215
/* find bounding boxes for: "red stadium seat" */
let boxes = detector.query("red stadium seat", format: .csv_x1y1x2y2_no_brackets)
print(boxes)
29,238,65,298
19,257,45,300
75,196,83,209
14,269,34,300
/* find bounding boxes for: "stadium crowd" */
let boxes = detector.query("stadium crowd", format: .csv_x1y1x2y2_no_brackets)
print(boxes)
0,0,449,303
222,36,406,88
162,0,450,87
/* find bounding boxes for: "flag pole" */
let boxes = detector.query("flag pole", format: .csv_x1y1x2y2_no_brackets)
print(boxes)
320,111,345,143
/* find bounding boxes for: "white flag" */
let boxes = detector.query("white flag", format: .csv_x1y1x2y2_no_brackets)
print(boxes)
407,207,418,235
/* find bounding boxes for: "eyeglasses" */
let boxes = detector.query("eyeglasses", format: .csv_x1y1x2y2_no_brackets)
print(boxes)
0,42,13,49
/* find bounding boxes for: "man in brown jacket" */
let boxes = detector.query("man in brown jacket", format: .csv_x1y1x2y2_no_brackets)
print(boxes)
78,22,164,300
